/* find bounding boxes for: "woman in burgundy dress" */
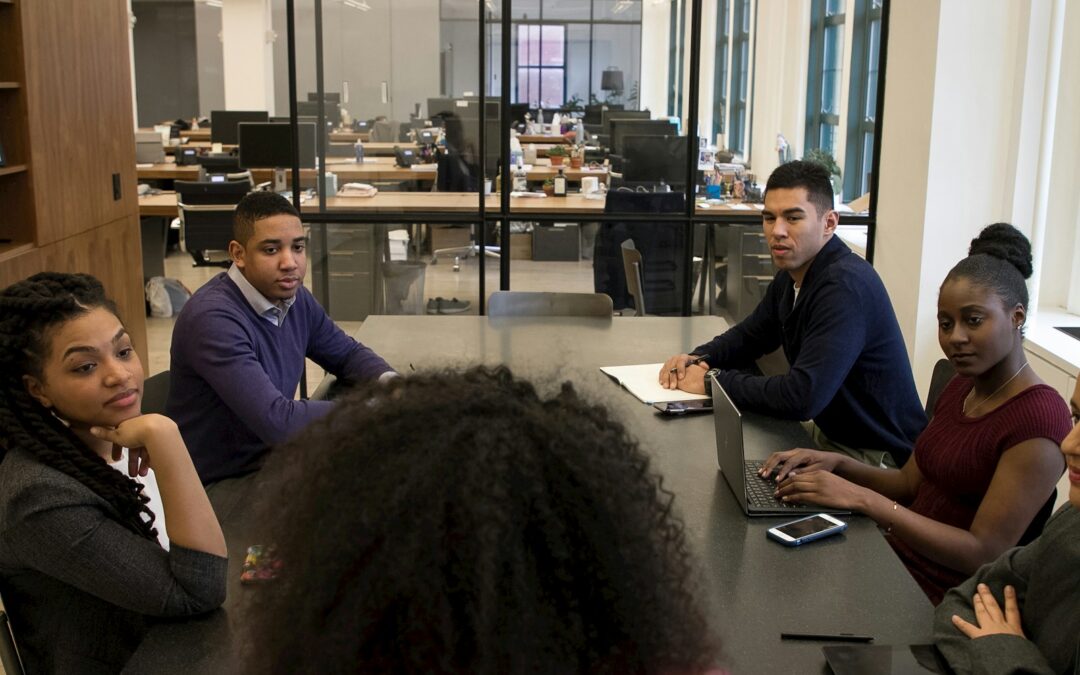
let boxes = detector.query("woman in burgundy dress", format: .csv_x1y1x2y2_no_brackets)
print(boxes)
761,223,1071,604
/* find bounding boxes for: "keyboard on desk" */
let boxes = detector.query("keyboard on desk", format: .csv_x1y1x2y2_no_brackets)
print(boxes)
743,460,804,510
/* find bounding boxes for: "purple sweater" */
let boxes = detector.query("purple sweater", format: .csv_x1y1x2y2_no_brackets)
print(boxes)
166,273,393,483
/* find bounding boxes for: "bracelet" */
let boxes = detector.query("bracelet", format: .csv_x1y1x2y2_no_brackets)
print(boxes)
885,501,899,534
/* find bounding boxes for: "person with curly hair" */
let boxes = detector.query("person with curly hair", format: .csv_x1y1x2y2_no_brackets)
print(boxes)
0,272,227,674
759,223,1071,604
240,366,723,675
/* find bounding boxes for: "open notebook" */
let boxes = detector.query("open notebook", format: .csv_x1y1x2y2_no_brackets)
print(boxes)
600,363,711,404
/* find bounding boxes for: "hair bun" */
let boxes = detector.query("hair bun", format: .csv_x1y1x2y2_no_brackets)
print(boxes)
968,223,1032,279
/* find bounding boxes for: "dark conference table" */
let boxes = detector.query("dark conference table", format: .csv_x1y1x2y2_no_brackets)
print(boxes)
124,315,933,674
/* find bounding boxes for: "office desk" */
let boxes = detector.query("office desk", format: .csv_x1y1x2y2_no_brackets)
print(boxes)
124,316,933,675
135,158,613,188
519,133,570,144
138,191,768,218
178,129,210,142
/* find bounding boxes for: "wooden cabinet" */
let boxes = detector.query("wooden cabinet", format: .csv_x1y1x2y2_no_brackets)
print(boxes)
0,0,147,360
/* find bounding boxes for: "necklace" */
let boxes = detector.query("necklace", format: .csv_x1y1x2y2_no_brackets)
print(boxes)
963,362,1029,415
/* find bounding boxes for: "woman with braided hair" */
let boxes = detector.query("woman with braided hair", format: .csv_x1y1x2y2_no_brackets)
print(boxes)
0,272,226,674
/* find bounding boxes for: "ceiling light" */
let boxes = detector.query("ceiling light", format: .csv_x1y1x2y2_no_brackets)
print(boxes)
343,0,371,11
203,0,222,7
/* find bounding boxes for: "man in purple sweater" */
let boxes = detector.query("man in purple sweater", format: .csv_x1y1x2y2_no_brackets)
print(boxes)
167,192,395,484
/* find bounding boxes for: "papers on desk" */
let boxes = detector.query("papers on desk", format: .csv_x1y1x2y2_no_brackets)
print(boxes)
510,191,546,198
409,164,438,171
600,363,710,404
337,182,378,197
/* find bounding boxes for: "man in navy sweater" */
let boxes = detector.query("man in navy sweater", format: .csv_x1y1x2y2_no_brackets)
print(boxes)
660,161,925,467
167,192,395,484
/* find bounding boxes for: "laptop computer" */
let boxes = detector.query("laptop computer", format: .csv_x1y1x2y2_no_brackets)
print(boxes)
712,373,849,517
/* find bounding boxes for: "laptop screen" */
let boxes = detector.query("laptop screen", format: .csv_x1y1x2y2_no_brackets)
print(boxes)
711,374,748,512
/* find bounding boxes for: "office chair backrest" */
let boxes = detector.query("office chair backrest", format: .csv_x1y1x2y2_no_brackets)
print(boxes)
487,291,613,318
197,155,243,174
620,239,646,316
924,358,956,419
175,179,251,205
370,120,398,142
141,371,171,416
0,610,25,675
595,191,687,315
1018,490,1057,547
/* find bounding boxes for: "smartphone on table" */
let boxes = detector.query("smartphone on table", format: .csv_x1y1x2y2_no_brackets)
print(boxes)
652,400,713,415
767,513,847,547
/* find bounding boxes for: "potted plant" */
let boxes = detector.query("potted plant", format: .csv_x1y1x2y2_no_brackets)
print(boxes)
569,145,584,169
547,144,567,166
542,177,555,196
803,148,842,199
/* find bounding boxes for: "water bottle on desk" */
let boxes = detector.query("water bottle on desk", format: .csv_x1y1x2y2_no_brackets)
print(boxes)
354,141,364,163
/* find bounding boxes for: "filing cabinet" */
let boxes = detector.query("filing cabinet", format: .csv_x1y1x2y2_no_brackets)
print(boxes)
726,227,777,321
310,223,380,321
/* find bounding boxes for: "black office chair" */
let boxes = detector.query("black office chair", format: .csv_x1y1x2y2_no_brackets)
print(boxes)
175,179,251,267
925,358,957,419
141,371,170,416
594,190,687,315
0,610,25,675
197,155,243,177
620,239,646,316
1018,490,1057,546
430,150,498,270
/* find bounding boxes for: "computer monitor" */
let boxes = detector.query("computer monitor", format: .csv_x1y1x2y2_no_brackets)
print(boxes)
583,104,610,125
427,97,456,119
306,92,341,103
621,135,689,187
609,119,677,155
295,100,341,124
210,110,269,144
601,108,649,132
238,122,317,169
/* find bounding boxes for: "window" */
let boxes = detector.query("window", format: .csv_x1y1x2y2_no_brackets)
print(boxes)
728,0,750,154
805,0,845,159
843,0,882,198
668,0,683,117
516,24,566,108
712,0,729,145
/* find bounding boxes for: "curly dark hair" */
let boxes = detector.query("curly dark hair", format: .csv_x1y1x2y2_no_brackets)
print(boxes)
943,222,1032,311
764,159,834,217
241,366,719,675
0,272,157,539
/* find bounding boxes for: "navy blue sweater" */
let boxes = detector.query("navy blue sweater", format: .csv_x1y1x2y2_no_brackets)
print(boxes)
693,236,926,464
167,273,394,483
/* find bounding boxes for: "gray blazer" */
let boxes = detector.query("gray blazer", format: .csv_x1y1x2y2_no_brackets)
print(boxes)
0,448,227,674
934,503,1080,674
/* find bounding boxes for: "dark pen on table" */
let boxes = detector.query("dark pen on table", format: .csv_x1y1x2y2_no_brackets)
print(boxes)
780,632,874,643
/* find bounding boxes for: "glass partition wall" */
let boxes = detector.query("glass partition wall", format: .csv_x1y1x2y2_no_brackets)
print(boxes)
269,0,886,320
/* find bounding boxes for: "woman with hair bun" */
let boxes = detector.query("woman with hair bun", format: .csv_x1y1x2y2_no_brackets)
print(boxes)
759,223,1071,604
0,272,227,674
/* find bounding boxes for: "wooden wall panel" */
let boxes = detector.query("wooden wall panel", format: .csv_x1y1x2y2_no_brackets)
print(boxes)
20,0,137,246
0,215,148,367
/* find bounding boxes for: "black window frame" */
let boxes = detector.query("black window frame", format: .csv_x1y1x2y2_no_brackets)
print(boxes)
843,0,882,198
281,0,890,315
805,0,845,157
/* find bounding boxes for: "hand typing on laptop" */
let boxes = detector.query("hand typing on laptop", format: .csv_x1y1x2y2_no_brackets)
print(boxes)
759,448,845,482
761,448,874,511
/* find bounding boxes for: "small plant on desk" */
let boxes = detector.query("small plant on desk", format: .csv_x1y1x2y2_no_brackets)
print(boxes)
569,145,584,169
547,145,567,166
542,178,555,196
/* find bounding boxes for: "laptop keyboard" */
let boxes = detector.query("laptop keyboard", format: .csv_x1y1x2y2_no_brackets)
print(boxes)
743,460,801,509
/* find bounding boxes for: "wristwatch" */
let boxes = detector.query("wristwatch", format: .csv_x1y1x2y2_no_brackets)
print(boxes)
703,368,722,396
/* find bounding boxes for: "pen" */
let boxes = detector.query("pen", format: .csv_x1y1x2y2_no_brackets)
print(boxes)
780,632,874,643
669,355,707,373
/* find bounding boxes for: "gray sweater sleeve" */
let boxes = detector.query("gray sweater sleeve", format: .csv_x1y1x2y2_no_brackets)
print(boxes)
4,467,227,617
933,522,1052,675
